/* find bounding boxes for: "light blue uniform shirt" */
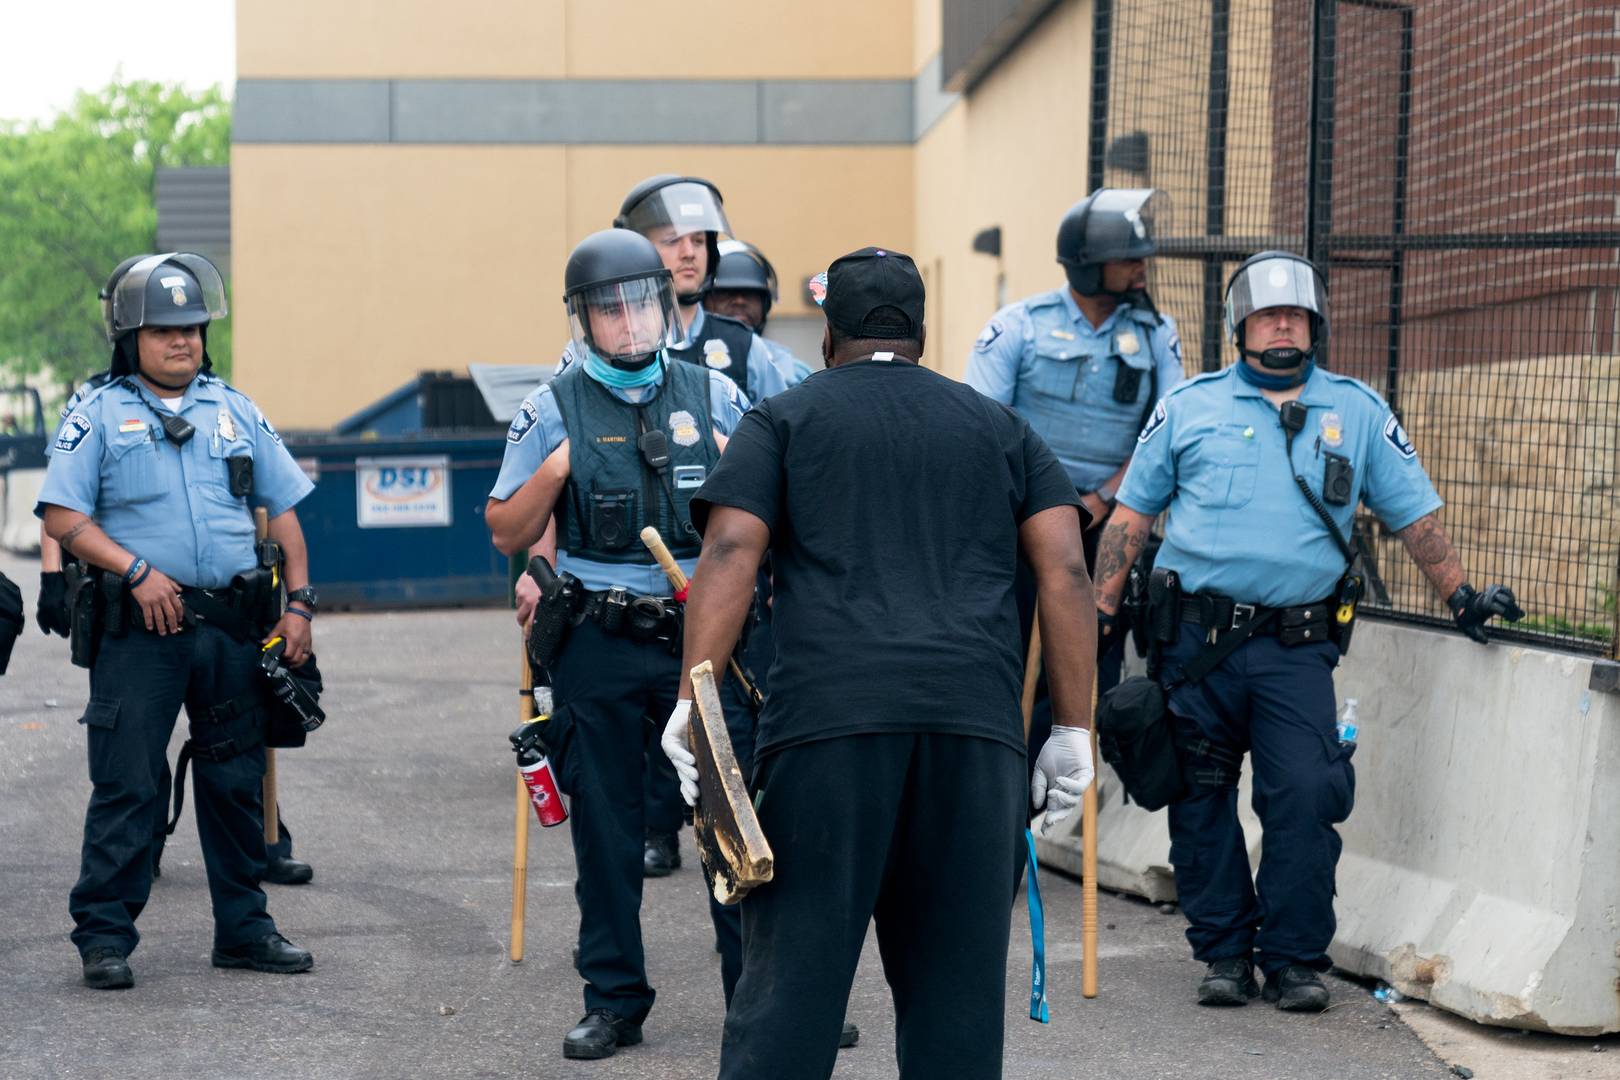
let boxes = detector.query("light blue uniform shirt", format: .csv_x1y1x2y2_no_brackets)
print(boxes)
965,288,1185,493
490,357,749,593
36,374,315,589
1118,364,1443,607
759,336,812,386
555,307,793,405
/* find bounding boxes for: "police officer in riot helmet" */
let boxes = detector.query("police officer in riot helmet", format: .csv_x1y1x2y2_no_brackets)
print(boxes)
1091,250,1523,1012
39,255,315,888
705,239,814,384
486,228,759,1060
594,175,797,404
37,252,321,989
966,188,1185,759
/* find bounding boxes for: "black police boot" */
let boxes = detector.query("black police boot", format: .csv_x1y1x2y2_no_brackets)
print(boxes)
1197,956,1259,1006
563,1009,643,1060
263,856,314,886
643,830,680,878
839,1021,859,1048
211,932,314,974
1262,965,1331,1012
81,946,134,990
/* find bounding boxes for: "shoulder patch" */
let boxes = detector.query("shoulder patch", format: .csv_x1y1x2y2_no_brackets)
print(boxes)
975,319,1004,352
508,400,539,443
1167,331,1183,368
1138,399,1169,443
1383,415,1417,460
256,409,283,444
55,413,92,454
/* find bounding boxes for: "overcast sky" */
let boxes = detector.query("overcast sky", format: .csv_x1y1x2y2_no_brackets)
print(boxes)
0,1,235,124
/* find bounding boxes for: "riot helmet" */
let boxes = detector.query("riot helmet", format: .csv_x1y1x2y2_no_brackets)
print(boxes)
564,229,686,371
99,254,154,344
1055,188,1165,298
613,174,732,304
105,252,227,378
1223,251,1328,369
709,239,779,328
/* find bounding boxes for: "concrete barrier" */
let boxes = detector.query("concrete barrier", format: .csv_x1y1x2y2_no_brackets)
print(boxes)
1036,619,1620,1034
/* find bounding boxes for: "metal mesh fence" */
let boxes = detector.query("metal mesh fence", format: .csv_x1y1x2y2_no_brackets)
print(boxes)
1091,0,1620,653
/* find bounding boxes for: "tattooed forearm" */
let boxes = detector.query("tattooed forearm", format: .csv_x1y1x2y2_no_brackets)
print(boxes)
1093,508,1152,613
1397,511,1466,601
59,520,90,557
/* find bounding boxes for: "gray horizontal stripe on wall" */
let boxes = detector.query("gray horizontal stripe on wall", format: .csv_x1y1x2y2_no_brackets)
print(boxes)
234,76,936,145
234,80,392,142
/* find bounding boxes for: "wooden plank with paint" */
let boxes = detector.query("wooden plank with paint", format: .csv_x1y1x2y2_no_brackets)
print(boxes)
688,660,773,904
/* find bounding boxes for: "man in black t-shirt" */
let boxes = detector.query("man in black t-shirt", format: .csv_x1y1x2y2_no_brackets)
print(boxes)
661,247,1099,1080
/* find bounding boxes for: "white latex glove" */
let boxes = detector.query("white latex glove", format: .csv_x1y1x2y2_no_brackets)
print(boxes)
1031,726,1095,830
661,700,700,807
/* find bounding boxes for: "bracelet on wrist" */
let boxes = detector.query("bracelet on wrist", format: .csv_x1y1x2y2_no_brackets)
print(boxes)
128,563,152,589
123,557,148,585
285,606,314,622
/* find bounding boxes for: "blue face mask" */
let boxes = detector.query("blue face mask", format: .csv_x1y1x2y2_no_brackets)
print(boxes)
1236,356,1315,390
583,349,665,389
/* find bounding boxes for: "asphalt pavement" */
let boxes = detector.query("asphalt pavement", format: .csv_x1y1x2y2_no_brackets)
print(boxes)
0,549,1451,1079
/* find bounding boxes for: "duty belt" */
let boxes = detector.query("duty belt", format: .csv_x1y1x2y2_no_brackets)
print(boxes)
1180,592,1333,638
579,588,681,647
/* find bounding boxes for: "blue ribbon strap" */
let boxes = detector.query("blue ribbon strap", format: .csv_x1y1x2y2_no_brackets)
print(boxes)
1025,828,1050,1023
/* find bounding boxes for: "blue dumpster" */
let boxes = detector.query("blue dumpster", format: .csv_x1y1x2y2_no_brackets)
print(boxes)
282,431,509,609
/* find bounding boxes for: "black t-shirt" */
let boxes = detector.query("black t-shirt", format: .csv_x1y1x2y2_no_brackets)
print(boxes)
691,359,1083,759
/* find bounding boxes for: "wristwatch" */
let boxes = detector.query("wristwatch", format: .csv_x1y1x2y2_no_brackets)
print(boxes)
286,586,319,614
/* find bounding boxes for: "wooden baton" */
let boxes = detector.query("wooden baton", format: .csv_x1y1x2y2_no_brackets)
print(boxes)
638,527,760,704
255,506,279,848
510,646,535,963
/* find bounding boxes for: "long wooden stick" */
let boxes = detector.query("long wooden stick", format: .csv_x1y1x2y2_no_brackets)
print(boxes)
1083,694,1100,999
255,506,279,847
510,648,535,963
638,527,759,702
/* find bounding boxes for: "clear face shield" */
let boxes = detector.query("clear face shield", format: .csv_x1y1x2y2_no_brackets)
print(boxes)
109,252,228,335
1223,257,1327,342
566,274,686,367
1084,188,1167,262
619,181,732,240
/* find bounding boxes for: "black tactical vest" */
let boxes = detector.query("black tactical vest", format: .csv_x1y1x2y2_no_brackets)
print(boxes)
668,311,754,396
552,361,720,565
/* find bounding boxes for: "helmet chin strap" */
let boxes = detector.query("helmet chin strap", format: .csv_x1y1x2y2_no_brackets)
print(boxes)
136,363,199,393
609,351,659,372
1242,345,1311,371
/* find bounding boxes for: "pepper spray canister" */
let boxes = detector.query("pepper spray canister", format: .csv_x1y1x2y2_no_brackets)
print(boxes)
517,747,568,827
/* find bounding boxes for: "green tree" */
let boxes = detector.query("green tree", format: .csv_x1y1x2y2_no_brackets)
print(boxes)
0,80,231,392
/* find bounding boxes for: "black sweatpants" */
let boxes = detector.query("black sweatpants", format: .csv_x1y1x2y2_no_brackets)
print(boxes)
719,732,1027,1080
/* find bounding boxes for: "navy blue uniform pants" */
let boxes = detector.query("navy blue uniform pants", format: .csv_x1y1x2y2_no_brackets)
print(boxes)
70,621,277,957
720,733,1026,1080
1161,626,1355,976
1018,523,1122,770
549,619,755,1023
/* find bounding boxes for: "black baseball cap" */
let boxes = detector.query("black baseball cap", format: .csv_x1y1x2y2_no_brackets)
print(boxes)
819,246,926,339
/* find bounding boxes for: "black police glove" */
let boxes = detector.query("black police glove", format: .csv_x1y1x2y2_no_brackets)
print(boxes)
37,570,70,637
1097,610,1118,659
0,571,23,675
1448,583,1525,644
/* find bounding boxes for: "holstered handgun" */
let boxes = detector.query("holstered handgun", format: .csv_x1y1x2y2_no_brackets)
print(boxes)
1145,566,1181,677
230,536,285,633
65,563,101,668
527,557,582,674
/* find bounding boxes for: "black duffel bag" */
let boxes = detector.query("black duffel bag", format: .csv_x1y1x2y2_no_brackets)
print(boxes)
1095,676,1185,811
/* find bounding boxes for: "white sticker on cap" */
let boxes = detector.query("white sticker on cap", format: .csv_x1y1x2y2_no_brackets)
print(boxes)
159,276,186,288
1268,266,1290,288
678,203,703,217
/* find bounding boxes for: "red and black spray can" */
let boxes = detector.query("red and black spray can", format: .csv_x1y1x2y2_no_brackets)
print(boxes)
517,747,568,827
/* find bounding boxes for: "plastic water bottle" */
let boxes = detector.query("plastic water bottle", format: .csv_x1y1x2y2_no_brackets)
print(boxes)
1337,698,1359,746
